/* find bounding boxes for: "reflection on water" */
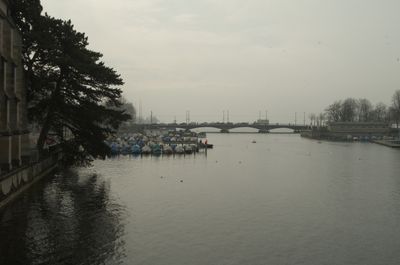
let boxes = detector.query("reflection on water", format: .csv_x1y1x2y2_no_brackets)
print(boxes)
1,134,400,265
0,170,127,265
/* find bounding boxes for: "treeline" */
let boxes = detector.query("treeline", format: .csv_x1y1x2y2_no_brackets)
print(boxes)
310,90,400,127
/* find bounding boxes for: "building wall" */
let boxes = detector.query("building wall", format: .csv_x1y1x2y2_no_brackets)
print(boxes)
0,0,29,173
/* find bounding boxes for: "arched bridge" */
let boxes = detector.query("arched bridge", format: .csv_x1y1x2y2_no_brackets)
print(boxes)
130,122,308,133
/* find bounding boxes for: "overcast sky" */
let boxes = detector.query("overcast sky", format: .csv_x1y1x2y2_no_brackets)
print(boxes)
41,0,400,123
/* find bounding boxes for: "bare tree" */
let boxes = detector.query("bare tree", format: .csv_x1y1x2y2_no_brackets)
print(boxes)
318,113,326,127
372,102,387,122
357,98,373,122
392,90,400,128
308,113,317,127
325,101,342,122
341,98,358,122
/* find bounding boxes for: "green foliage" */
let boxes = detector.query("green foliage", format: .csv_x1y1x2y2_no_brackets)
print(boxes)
11,0,130,165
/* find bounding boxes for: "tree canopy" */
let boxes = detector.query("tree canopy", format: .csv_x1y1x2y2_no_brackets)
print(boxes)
11,0,130,165
392,90,400,127
323,93,400,125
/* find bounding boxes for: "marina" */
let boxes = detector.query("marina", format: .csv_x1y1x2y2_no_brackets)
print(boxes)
105,130,212,156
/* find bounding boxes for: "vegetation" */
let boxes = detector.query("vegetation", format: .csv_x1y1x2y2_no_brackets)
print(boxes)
10,0,131,165
322,91,400,125
308,90,400,128
392,90,400,128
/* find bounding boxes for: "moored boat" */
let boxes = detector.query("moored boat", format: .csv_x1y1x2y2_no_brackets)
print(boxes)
175,145,185,154
142,145,152,155
110,143,120,155
184,145,193,154
190,144,198,152
131,144,141,155
152,144,162,155
163,145,173,155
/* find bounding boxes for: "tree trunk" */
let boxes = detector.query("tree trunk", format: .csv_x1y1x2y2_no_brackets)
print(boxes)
36,81,61,152
36,115,53,152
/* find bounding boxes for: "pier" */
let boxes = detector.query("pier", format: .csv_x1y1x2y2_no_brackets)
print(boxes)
372,140,400,148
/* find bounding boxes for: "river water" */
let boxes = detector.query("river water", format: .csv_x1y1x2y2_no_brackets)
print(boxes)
1,134,400,265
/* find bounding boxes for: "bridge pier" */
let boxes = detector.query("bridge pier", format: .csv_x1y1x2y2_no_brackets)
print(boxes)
258,129,270,134
220,129,229,133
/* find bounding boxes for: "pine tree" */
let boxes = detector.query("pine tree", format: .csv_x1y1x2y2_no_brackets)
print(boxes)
11,1,130,165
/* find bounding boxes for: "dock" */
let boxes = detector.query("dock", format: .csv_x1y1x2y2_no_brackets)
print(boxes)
372,140,400,148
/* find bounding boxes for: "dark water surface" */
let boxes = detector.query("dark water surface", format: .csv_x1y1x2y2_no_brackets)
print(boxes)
1,134,400,265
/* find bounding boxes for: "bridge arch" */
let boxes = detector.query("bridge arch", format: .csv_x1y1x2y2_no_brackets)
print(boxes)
190,127,225,133
229,127,260,133
269,128,295,133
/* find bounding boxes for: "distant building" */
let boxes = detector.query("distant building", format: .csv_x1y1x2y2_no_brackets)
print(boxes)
0,0,29,172
255,119,269,125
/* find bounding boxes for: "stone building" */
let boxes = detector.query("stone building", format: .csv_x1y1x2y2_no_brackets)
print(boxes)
0,0,29,173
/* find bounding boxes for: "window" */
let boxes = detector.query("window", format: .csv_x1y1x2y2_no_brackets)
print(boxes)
0,2,7,16
3,58,6,93
0,19,3,55
10,29,13,59
16,101,19,127
12,64,16,94
6,93,9,126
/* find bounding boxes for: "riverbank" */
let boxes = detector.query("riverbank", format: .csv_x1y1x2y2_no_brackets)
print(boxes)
301,127,399,142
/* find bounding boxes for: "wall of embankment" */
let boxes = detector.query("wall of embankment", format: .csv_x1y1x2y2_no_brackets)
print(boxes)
0,151,62,209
